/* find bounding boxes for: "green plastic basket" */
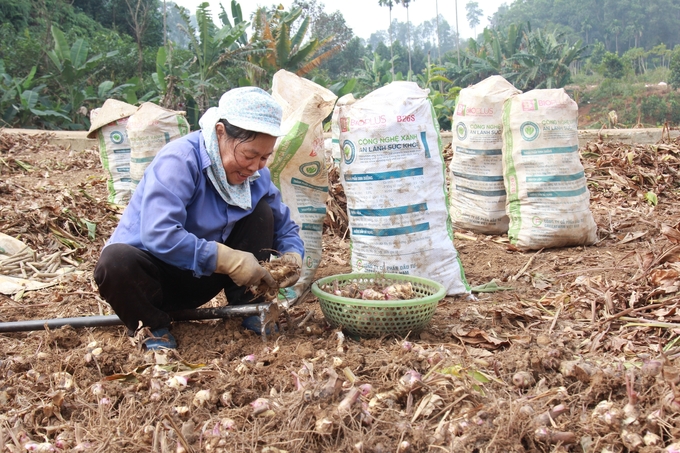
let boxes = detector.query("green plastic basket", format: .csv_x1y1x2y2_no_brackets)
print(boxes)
311,273,446,339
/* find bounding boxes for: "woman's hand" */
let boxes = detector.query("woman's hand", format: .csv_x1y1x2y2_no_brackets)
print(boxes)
215,244,276,287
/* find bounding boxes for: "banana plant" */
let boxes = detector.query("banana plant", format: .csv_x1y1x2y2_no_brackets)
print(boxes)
355,52,399,96
307,73,357,99
445,21,586,92
507,29,586,90
152,45,186,107
175,2,254,114
328,79,358,98
416,63,457,130
218,0,248,47
45,25,119,127
0,61,70,128
428,88,459,131
249,6,343,86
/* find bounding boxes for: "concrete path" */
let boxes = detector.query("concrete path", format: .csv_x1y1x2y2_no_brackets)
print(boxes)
2,127,678,152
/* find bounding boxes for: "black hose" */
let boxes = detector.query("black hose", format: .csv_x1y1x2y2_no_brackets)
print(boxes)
0,315,124,332
0,289,307,333
0,304,268,333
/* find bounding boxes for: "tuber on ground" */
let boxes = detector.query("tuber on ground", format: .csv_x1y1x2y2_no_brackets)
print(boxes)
534,427,577,444
534,404,568,426
512,371,535,389
337,387,362,413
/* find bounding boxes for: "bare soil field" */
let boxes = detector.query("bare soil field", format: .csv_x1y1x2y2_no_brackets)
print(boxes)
1,129,680,452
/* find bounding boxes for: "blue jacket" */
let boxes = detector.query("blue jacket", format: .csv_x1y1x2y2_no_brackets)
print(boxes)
106,130,304,277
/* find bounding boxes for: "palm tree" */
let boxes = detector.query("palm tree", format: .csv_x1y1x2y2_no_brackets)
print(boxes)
396,0,414,79
632,20,644,49
435,0,441,63
378,0,396,76
454,0,460,65
581,18,592,44
465,1,483,37
607,19,622,54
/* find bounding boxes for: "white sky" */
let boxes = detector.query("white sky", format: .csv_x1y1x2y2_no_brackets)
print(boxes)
171,0,509,41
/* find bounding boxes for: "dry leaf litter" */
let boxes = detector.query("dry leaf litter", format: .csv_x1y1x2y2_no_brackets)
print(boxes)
1,129,680,452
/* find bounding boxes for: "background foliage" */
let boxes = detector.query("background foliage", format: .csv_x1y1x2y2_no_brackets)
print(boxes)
0,0,679,131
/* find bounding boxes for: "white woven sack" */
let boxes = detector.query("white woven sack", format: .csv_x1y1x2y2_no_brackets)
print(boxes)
329,94,356,165
449,75,521,234
336,81,469,295
502,88,597,250
127,102,190,193
90,108,134,205
269,70,338,306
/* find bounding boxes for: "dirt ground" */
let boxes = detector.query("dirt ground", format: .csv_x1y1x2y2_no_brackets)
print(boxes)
1,129,680,452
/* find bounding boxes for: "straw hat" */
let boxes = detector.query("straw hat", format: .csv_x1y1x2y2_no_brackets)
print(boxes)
87,99,139,139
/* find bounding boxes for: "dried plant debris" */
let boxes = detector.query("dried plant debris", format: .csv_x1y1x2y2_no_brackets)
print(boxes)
582,137,680,202
3,132,680,451
0,130,59,154
324,164,348,237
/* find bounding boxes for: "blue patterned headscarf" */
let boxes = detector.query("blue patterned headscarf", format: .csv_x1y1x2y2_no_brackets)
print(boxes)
198,88,284,210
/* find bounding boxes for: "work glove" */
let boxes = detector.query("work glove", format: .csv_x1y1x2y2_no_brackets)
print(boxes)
215,244,276,288
277,252,302,288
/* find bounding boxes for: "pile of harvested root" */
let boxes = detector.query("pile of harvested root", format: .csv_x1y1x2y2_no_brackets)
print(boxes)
250,256,302,302
319,280,415,301
0,247,79,282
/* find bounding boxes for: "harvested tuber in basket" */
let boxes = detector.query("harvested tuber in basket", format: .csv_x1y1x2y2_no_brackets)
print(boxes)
311,273,446,339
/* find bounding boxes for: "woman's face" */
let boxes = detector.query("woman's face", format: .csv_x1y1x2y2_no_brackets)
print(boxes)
216,123,276,185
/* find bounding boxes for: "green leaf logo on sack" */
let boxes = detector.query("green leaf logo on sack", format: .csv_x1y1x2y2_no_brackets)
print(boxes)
520,122,540,142
456,122,468,141
342,140,356,164
299,162,321,177
110,130,125,145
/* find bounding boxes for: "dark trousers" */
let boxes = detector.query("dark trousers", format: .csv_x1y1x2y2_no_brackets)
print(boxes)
94,199,274,331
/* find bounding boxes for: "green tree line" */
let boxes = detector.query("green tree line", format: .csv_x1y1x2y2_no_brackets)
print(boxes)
490,0,680,56
1,0,680,132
